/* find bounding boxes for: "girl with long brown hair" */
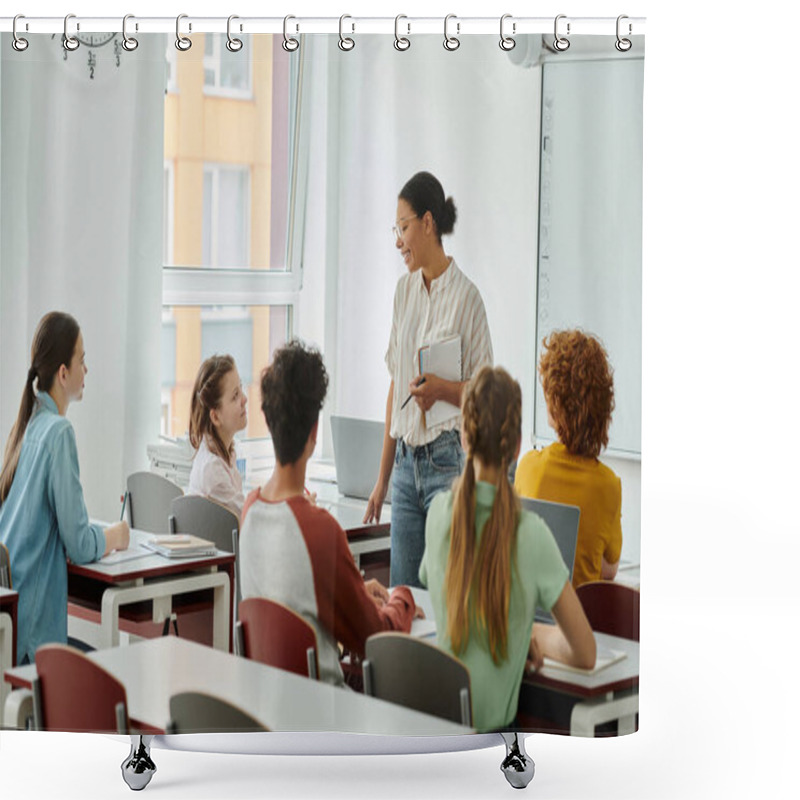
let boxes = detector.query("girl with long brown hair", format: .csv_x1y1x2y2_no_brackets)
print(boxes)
0,312,129,665
420,366,595,731
187,354,248,517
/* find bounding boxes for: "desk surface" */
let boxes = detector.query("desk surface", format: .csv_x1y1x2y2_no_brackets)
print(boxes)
69,529,235,585
409,588,639,699
5,636,472,736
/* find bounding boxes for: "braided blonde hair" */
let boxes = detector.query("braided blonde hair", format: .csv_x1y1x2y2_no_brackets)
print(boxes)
446,366,522,664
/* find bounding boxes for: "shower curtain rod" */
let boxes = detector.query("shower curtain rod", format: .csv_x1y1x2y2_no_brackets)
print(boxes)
0,15,646,37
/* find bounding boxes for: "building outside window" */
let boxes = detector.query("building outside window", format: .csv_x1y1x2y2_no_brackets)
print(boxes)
162,35,294,445
203,32,252,98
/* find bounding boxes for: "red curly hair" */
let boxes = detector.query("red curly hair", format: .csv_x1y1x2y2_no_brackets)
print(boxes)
539,330,614,459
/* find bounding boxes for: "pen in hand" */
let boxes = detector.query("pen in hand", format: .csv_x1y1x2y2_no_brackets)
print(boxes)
400,377,427,410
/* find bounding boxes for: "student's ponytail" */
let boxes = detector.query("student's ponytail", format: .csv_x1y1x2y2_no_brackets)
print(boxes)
0,312,81,505
446,451,477,655
445,366,522,665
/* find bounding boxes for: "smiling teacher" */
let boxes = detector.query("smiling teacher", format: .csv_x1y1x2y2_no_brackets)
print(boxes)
364,172,493,588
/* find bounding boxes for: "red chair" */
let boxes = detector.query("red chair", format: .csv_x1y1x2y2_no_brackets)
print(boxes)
33,644,129,733
575,580,640,641
236,598,319,679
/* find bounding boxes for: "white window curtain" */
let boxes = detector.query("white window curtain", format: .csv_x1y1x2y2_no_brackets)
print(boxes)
0,35,165,520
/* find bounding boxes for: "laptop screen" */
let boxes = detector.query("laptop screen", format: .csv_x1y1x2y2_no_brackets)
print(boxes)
330,415,391,502
519,496,580,621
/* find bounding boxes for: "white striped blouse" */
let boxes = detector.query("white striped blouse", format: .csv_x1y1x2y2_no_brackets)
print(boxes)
385,259,493,448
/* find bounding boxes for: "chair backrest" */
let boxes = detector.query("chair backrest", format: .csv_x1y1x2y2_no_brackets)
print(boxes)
0,542,11,588
237,597,319,679
363,632,472,726
575,581,640,642
169,494,238,552
126,471,183,533
33,644,128,733
167,691,268,734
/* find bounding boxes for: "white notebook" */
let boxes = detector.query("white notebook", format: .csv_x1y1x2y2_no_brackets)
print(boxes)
98,545,152,565
418,333,462,428
542,647,627,676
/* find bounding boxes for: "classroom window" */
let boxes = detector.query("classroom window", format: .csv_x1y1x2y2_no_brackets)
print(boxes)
203,33,252,98
163,35,292,272
162,35,299,449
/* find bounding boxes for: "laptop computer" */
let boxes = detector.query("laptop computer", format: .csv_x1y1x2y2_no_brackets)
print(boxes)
519,496,580,623
330,415,391,503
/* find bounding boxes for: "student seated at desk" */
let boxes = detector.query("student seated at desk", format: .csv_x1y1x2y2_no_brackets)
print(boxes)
239,341,420,687
0,312,129,666
420,366,595,732
514,330,622,588
188,354,247,517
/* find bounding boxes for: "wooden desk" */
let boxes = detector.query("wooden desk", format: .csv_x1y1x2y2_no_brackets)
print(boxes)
409,588,639,737
4,636,473,736
68,529,233,651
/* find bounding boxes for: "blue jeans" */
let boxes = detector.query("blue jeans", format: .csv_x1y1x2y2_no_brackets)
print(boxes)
390,429,465,588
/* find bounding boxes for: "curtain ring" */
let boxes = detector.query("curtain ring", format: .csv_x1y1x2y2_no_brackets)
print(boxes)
443,14,460,51
63,13,80,52
553,14,570,51
226,15,243,52
175,13,192,51
121,14,139,52
499,14,516,51
338,15,355,51
12,14,29,52
615,15,632,52
394,15,410,51
282,15,299,52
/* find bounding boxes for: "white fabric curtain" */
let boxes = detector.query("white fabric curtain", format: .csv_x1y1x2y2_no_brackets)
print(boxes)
0,35,165,520
304,35,542,448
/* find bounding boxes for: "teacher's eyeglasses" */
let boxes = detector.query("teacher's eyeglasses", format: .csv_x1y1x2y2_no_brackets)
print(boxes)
392,214,419,242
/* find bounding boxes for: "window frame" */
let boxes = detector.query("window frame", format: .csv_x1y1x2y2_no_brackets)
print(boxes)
203,33,254,100
163,160,175,266
201,162,252,270
165,44,179,94
161,37,305,444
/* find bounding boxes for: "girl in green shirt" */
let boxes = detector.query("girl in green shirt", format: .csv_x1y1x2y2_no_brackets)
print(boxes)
420,366,596,731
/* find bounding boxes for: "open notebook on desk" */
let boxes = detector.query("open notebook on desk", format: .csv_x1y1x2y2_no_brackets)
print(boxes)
99,545,151,565
542,646,627,676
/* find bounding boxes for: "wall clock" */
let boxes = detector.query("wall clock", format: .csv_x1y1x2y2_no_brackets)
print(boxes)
54,32,125,80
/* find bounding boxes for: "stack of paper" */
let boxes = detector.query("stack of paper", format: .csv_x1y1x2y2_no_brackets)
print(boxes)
142,535,217,559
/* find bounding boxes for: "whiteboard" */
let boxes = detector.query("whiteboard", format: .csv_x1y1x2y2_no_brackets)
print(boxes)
535,56,644,457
